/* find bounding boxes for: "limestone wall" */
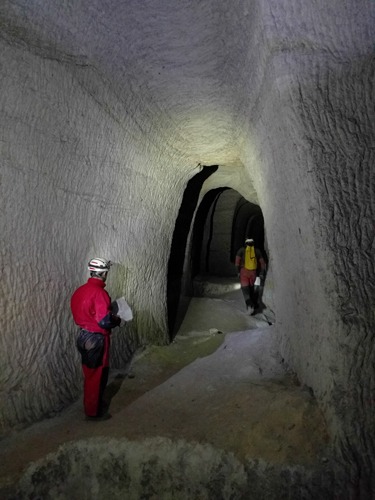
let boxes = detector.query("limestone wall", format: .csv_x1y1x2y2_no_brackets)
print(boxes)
240,0,375,488
1,0,375,490
0,36,192,432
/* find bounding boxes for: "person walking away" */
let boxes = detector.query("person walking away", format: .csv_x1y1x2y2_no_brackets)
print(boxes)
71,257,121,421
235,238,266,315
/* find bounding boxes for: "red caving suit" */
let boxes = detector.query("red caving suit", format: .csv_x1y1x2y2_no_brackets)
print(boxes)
71,277,119,417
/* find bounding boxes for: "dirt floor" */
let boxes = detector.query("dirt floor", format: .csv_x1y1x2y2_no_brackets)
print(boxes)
0,278,331,496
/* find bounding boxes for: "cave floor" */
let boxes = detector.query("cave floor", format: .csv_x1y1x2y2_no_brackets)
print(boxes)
0,276,331,494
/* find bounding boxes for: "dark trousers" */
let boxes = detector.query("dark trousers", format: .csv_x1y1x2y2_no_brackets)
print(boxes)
241,285,259,309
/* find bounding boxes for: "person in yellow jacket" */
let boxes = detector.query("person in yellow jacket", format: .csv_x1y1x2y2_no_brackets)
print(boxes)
235,238,266,315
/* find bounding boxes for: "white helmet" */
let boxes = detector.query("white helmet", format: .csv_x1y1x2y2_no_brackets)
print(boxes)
88,257,111,273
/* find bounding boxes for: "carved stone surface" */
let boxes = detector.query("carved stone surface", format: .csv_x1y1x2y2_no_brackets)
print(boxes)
14,437,337,500
0,0,374,493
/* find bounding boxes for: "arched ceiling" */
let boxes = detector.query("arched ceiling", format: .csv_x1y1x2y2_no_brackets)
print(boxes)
2,0,258,167
2,0,372,171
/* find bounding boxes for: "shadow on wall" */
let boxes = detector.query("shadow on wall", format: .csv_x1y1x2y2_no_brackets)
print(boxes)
167,165,218,339
191,187,230,277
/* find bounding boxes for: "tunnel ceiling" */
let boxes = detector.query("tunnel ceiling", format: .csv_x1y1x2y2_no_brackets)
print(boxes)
2,0,372,169
2,0,250,167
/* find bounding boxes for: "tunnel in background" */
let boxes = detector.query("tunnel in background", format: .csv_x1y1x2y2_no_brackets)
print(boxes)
191,189,268,280
167,165,218,338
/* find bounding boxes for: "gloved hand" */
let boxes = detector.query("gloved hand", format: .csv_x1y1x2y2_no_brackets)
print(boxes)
111,301,119,314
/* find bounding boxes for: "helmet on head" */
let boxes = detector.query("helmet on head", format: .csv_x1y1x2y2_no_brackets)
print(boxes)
245,238,254,245
88,257,111,275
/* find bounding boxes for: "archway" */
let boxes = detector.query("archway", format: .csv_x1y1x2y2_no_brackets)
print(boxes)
166,165,218,339
191,189,267,280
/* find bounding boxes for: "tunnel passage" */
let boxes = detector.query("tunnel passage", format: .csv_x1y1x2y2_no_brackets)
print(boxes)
168,187,269,337
191,189,268,279
231,197,268,268
167,165,218,338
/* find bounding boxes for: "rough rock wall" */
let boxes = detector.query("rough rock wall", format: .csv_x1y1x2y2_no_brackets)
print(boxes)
237,0,375,492
1,0,375,492
295,57,375,489
14,437,336,500
0,0,251,432
0,28,194,432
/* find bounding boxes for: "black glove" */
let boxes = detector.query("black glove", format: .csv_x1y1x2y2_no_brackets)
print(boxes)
98,312,121,330
111,301,119,315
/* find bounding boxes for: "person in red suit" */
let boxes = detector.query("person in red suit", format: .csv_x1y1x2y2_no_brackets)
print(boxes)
71,258,121,421
235,238,266,315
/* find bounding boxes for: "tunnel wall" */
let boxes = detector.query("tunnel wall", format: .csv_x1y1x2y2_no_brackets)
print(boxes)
237,1,375,491
0,36,195,432
253,62,375,492
294,58,375,488
1,1,375,492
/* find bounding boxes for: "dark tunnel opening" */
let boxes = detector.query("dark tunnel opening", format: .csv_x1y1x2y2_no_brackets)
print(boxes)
191,187,230,278
191,190,268,279
167,165,218,339
231,197,268,267
168,184,268,340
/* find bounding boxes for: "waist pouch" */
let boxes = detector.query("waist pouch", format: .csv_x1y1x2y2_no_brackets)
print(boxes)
76,330,104,368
